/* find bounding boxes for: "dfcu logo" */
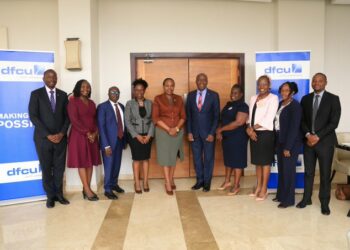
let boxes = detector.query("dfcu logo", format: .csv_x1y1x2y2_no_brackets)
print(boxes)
0,65,46,76
7,165,42,176
264,64,302,74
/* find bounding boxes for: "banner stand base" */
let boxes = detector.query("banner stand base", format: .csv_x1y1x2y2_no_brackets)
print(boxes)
0,195,46,207
267,188,304,194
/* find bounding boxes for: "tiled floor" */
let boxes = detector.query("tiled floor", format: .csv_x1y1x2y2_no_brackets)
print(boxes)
1,175,349,250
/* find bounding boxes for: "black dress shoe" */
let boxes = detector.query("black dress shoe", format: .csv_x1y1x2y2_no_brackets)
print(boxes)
296,200,312,208
203,186,210,192
104,192,118,200
321,205,331,215
272,197,280,202
191,183,203,190
278,203,292,208
203,184,210,192
46,199,55,208
112,185,125,193
55,195,70,205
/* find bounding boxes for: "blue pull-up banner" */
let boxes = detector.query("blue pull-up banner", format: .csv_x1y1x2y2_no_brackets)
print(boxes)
256,50,311,192
0,50,54,205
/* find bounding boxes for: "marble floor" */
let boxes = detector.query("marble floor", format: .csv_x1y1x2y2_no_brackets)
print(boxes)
1,175,350,250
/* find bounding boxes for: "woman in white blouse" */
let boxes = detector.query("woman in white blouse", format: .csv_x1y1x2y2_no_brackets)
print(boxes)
246,75,279,201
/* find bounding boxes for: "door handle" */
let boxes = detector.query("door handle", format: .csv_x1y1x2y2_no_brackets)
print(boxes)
183,93,188,103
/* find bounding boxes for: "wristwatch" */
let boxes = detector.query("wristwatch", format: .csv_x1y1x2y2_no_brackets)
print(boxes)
175,127,180,133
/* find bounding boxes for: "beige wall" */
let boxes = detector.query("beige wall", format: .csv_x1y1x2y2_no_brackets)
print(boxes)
98,0,276,106
0,0,59,76
1,0,349,177
325,2,350,132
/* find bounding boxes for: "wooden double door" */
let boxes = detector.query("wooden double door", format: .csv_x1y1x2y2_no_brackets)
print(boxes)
133,54,243,178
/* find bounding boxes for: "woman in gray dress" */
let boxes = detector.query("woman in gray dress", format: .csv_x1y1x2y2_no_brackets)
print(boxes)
125,79,154,194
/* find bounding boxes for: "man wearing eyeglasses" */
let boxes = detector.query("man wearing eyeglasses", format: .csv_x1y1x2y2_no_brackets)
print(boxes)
97,86,127,200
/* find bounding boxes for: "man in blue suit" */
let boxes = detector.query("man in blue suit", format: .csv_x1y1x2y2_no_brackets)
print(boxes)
97,86,127,200
186,73,220,192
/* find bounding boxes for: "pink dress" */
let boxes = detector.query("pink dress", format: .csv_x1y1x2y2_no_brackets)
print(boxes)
67,97,101,168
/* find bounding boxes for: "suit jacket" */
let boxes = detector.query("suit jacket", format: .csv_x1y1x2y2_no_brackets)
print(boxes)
186,88,220,138
277,99,302,150
152,94,186,129
300,91,341,145
124,99,154,138
28,87,70,141
97,101,127,150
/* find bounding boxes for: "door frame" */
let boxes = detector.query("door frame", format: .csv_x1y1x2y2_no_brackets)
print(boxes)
130,52,245,97
130,53,246,178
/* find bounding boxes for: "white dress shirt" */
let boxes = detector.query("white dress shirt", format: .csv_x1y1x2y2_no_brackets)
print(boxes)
109,100,124,129
105,101,124,150
248,93,279,131
274,102,290,131
313,90,324,106
45,85,56,102
196,88,207,106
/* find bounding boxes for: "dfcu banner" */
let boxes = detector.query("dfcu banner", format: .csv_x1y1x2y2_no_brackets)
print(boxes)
256,51,310,192
0,50,54,205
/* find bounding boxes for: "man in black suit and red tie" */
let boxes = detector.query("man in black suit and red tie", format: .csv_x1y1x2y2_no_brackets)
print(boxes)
29,69,70,208
296,72,341,215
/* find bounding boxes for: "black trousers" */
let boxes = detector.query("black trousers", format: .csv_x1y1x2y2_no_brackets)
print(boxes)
276,141,300,206
34,137,67,199
302,141,335,206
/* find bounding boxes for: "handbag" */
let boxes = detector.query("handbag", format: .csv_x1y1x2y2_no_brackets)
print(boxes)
335,184,350,200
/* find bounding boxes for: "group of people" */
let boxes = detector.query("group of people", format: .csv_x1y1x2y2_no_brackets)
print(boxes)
29,69,341,216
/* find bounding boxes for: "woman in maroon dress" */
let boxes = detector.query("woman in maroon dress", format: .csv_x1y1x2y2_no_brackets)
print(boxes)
67,79,101,201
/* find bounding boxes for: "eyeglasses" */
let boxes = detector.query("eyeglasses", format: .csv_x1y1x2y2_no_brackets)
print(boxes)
110,91,120,95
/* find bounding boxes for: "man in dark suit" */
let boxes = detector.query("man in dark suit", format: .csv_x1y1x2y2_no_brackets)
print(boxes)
28,69,70,208
297,72,341,215
186,73,220,192
97,86,127,200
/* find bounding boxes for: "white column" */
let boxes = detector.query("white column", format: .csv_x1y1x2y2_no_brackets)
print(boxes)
57,0,102,191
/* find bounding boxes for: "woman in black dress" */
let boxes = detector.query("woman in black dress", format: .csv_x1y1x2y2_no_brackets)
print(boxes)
125,79,154,193
216,84,249,195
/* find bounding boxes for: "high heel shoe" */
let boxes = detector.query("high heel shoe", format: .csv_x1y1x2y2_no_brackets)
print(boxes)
134,184,142,194
217,182,231,191
227,186,240,196
248,188,260,197
82,190,99,201
170,179,176,190
143,183,150,192
255,192,268,201
165,184,173,195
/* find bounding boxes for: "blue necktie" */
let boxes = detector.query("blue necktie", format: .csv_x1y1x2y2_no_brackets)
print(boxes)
50,90,56,112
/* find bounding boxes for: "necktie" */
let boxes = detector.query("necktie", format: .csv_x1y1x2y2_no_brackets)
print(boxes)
312,94,320,133
197,91,203,111
50,90,55,112
114,104,124,139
